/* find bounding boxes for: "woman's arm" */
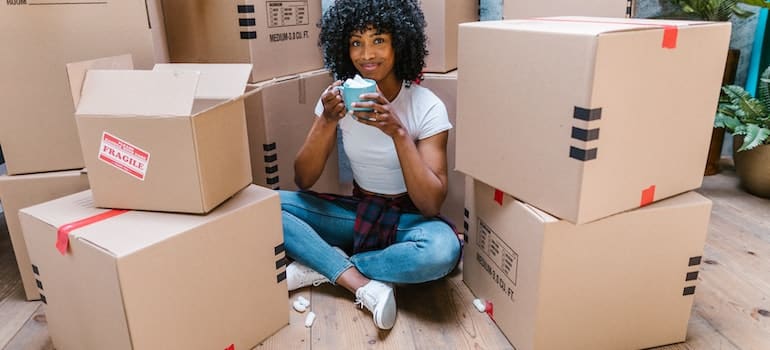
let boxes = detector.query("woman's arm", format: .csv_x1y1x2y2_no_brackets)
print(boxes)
393,130,449,217
353,92,449,216
294,81,346,189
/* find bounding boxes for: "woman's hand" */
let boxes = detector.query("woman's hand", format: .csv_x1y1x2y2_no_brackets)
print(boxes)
321,80,346,122
352,92,405,138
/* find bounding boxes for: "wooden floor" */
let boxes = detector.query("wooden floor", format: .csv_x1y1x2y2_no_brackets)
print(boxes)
1,160,769,350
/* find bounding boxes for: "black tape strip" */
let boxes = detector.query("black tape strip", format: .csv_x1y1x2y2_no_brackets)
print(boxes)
32,264,39,275
36,279,43,290
239,18,256,26
264,153,278,163
275,256,288,269
463,221,469,231
464,208,469,218
240,31,257,40
274,243,285,255
685,271,699,281
273,186,281,190
263,143,277,152
571,127,600,141
40,294,47,304
267,176,280,185
265,165,278,174
569,147,598,161
573,107,602,121
237,4,255,13
683,286,696,296
276,270,287,283
688,256,702,266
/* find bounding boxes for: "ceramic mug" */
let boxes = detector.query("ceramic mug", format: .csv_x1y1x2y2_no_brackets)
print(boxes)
336,78,377,112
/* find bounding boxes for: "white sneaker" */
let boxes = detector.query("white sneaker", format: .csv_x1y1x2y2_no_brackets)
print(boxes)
355,280,397,330
286,260,329,291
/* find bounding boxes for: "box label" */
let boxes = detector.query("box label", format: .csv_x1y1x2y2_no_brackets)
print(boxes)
476,219,519,300
266,1,309,27
98,132,150,181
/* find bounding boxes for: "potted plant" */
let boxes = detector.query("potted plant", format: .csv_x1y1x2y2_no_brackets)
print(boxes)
715,65,770,198
654,0,770,175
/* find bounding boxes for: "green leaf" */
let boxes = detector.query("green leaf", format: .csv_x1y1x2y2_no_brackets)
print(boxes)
737,124,770,151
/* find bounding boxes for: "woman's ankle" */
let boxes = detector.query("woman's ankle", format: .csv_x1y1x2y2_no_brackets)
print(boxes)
335,267,370,294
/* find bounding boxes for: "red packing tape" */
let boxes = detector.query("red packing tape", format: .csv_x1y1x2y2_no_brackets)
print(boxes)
640,185,656,207
485,301,494,320
225,345,235,350
494,189,504,206
56,209,129,255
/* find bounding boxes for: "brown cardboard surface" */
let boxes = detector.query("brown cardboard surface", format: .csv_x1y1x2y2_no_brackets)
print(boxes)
244,70,350,194
455,18,731,224
69,62,253,213
0,1,159,175
463,180,712,350
422,0,478,73
19,185,288,350
162,0,324,83
504,0,632,19
0,170,89,300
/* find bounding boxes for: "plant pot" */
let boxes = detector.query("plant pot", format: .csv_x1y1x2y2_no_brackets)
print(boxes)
733,135,770,198
705,48,741,175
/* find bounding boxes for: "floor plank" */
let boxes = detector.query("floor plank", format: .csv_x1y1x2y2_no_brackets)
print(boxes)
0,286,40,348
2,304,53,350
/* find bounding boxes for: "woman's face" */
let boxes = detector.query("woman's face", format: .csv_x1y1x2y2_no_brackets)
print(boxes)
349,27,396,83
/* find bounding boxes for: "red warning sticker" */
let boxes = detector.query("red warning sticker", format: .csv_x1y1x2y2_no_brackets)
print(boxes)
98,132,150,181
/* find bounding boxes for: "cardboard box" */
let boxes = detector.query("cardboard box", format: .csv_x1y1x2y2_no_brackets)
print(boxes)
0,170,89,300
419,71,465,229
0,0,164,175
463,180,712,350
67,57,253,213
161,0,323,83
19,185,288,350
503,0,632,19
455,18,731,224
422,0,478,73
244,70,351,194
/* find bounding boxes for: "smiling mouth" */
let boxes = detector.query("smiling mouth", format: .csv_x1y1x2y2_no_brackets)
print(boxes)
360,63,379,71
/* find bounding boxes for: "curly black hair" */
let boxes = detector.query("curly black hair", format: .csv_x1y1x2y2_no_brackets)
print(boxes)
318,0,428,85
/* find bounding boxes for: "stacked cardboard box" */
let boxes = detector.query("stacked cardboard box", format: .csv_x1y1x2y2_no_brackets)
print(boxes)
0,0,168,301
244,70,350,194
18,58,288,349
502,0,634,19
456,17,731,349
161,0,325,83
422,0,479,72
0,171,90,300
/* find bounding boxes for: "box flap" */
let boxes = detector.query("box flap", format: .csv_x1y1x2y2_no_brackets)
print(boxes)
65,54,134,110
464,16,714,37
76,70,199,116
153,63,252,100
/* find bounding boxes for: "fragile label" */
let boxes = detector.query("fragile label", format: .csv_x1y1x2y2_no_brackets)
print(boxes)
98,132,150,181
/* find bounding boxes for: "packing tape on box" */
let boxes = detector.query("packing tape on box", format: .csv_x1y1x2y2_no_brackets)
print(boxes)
494,189,504,206
640,185,656,207
534,17,679,49
56,209,129,255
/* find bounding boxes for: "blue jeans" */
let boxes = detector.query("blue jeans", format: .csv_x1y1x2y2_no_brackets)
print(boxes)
279,190,461,284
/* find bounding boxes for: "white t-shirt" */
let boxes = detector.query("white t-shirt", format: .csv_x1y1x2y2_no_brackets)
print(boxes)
314,81,451,195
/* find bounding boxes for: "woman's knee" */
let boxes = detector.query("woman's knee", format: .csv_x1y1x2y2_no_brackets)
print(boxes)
411,223,461,273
